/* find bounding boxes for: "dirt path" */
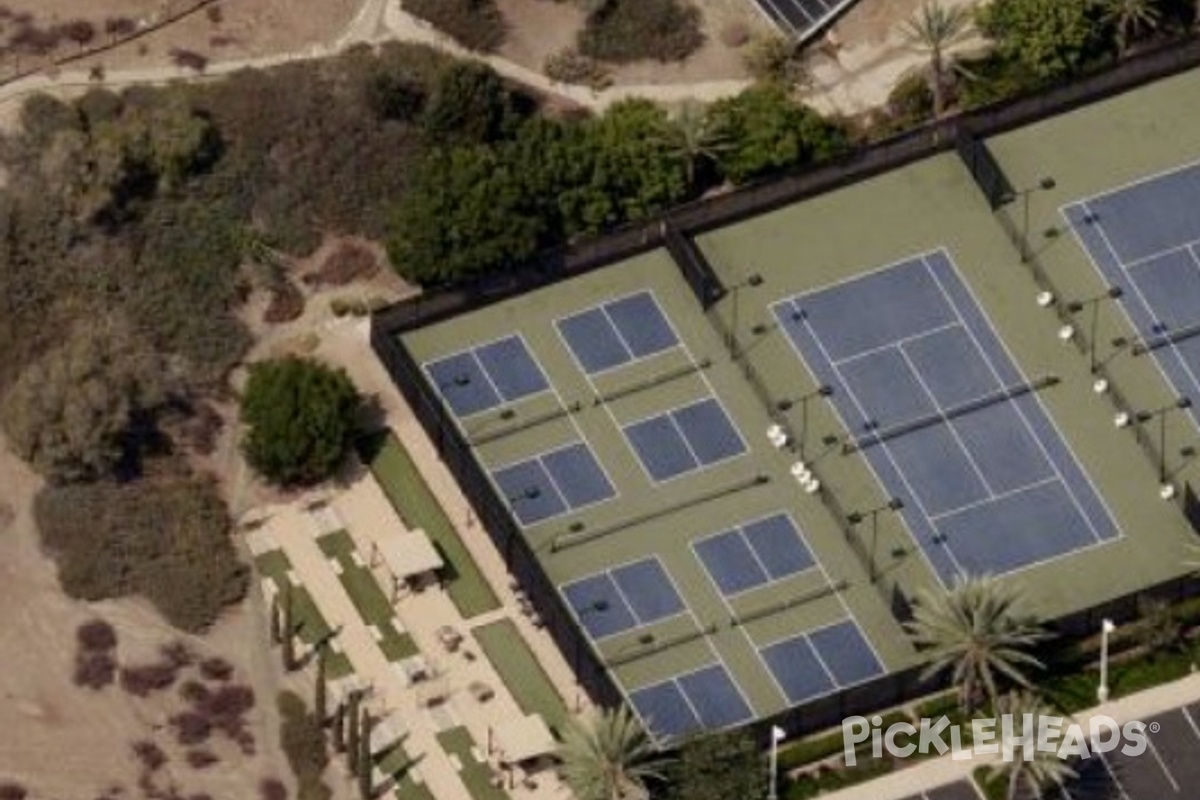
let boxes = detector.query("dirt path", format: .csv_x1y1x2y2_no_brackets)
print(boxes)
0,0,981,119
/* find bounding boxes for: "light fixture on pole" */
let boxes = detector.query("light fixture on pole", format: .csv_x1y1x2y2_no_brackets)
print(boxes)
847,498,905,583
768,725,786,800
776,385,834,457
727,273,764,360
1131,397,1192,484
1098,618,1115,703
1065,286,1124,373
1017,176,1056,264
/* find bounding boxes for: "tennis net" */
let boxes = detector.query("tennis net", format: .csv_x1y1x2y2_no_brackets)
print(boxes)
1131,320,1200,355
844,374,1058,453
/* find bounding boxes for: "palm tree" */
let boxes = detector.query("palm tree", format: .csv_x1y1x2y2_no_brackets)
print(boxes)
1100,0,1161,58
901,0,975,118
905,574,1048,712
559,706,671,800
987,690,1078,800
660,100,733,189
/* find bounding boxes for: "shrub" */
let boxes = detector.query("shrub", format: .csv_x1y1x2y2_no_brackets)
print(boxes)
886,70,934,128
578,0,704,63
171,711,213,745
185,749,219,769
277,691,331,800
161,641,195,668
74,652,117,689
263,283,306,324
421,62,520,145
181,680,212,705
240,357,360,486
404,0,506,52
170,48,209,72
36,480,248,632
543,47,612,89
259,779,287,800
0,786,24,800
719,22,751,48
120,664,180,697
742,33,807,86
77,619,118,652
132,740,168,771
199,656,234,682
305,241,378,287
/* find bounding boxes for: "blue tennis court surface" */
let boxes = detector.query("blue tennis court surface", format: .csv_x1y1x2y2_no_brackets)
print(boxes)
773,251,1118,583
629,663,754,741
425,335,548,417
557,291,679,375
760,619,884,705
492,441,615,526
624,397,746,482
1064,162,1200,424
561,557,685,640
694,512,815,596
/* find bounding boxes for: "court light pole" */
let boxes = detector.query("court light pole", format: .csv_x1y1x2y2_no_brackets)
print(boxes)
776,385,834,457
727,273,764,360
847,498,904,583
1098,618,1116,703
1066,286,1124,373
768,725,785,800
1132,397,1192,484
1017,176,1057,263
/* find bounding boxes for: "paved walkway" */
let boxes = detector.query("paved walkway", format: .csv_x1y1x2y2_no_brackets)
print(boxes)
823,671,1200,800
241,317,592,799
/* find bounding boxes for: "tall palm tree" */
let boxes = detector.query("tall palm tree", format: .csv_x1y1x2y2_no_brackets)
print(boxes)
901,0,975,118
559,706,671,800
662,100,732,189
987,690,1078,800
1100,0,1162,58
905,574,1048,712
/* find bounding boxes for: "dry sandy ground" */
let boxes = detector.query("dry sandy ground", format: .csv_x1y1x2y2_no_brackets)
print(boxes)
0,435,301,800
2,0,363,73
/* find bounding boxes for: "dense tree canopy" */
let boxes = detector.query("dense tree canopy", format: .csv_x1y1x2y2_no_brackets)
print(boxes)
976,0,1104,81
665,731,767,800
707,84,847,185
241,357,361,486
0,316,171,483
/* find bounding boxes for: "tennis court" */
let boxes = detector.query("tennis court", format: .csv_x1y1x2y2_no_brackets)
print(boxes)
758,617,883,706
491,440,617,526
772,250,1120,584
556,290,680,375
622,396,747,482
561,556,686,640
693,512,816,597
424,334,549,417
1063,161,1200,424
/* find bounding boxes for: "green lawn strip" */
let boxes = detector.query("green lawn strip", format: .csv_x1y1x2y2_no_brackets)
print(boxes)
359,432,499,618
253,551,354,679
376,743,437,800
316,531,420,662
473,619,569,733
437,726,508,800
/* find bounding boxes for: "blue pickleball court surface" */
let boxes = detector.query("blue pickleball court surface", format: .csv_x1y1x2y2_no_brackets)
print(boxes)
693,512,815,596
560,556,686,640
623,397,746,482
1064,161,1200,427
628,662,754,742
491,441,616,526
759,619,884,705
424,334,549,417
557,290,680,375
772,251,1119,584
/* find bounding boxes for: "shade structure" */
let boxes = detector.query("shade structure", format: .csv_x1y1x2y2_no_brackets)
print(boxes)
377,528,443,582
494,713,557,764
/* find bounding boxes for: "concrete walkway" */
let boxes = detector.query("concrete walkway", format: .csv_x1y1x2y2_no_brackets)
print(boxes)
823,671,1200,800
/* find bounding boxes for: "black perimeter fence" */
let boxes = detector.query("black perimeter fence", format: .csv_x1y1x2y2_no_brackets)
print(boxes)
371,35,1200,736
